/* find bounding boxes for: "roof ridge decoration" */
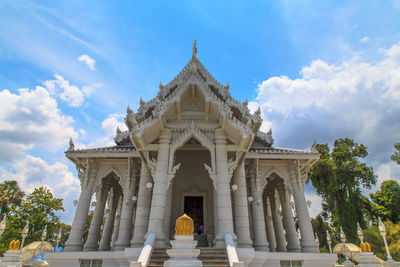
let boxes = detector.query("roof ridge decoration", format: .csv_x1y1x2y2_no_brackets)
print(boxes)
119,41,274,147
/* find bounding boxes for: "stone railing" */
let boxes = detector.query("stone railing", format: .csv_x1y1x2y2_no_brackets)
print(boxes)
130,233,155,267
224,233,245,267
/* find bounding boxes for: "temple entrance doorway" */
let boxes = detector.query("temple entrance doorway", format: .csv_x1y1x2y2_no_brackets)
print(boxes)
184,196,204,231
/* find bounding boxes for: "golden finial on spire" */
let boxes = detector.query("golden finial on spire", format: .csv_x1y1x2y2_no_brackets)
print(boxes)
192,39,197,59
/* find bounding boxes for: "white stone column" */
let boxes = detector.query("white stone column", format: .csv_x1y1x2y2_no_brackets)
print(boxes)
163,180,173,246
111,196,122,250
289,163,319,253
84,184,110,251
147,129,171,247
232,162,252,248
212,187,218,246
214,128,235,246
277,182,301,252
64,160,98,252
264,197,276,252
99,188,120,251
248,168,269,251
114,159,139,250
267,189,287,252
131,161,152,247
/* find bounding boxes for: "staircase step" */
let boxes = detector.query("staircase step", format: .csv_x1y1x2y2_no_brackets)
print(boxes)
149,245,229,267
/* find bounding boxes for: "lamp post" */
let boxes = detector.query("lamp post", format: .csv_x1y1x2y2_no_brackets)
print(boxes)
55,229,62,252
357,223,364,243
20,221,29,252
326,230,332,253
314,232,320,248
247,195,253,204
146,182,153,191
378,217,395,263
340,227,351,264
0,215,6,239
231,184,238,193
39,225,47,258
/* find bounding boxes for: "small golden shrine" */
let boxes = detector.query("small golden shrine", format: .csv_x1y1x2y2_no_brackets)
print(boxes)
175,214,194,236
360,242,371,252
8,240,20,251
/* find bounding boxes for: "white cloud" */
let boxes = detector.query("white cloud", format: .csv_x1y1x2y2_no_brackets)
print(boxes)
304,191,324,218
78,54,96,70
0,86,79,162
74,113,128,149
254,42,400,190
102,113,127,137
82,83,101,97
44,74,85,107
0,154,81,223
360,37,370,43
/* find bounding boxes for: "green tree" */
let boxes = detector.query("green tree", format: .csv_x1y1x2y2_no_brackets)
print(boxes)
369,180,400,223
311,214,331,252
309,138,376,243
0,186,70,256
364,221,400,262
0,180,25,218
391,142,400,165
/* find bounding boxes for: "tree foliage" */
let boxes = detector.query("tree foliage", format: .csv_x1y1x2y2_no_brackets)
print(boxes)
0,183,70,256
0,180,25,218
309,138,376,242
363,221,400,262
391,142,400,165
369,180,400,224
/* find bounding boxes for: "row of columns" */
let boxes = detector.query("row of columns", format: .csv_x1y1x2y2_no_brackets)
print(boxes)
64,128,318,253
240,166,319,253
64,159,153,252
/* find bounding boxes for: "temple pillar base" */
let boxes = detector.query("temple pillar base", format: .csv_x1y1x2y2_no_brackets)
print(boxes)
358,252,381,267
0,250,23,267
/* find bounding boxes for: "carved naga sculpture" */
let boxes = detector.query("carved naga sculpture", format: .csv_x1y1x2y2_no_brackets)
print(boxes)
175,214,194,236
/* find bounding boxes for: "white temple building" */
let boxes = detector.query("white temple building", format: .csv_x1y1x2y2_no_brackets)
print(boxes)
46,41,337,267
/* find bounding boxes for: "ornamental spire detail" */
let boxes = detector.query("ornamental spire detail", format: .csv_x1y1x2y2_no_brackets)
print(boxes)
192,39,197,59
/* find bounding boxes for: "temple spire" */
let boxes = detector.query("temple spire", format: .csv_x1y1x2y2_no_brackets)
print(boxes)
68,138,75,151
192,39,197,59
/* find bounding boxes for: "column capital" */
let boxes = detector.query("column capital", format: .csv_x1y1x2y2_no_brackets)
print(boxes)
159,128,172,144
214,128,227,144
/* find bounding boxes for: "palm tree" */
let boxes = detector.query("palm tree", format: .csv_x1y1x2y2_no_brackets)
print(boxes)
0,180,25,218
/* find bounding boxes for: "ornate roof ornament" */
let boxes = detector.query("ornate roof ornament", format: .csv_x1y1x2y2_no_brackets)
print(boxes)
127,105,133,115
139,97,145,106
243,98,248,106
192,39,197,59
68,138,75,151
224,82,230,90
125,105,138,131
190,61,198,74
116,126,121,135
310,140,318,152
254,129,274,147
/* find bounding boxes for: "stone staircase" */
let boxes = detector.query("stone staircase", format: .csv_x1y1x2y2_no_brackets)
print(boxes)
148,248,169,267
194,234,209,247
148,243,229,267
198,247,230,267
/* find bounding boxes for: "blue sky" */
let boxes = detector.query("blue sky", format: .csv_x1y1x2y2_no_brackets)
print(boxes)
0,0,400,222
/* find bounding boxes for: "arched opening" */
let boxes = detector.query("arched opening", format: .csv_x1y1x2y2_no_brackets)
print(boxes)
169,137,214,247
